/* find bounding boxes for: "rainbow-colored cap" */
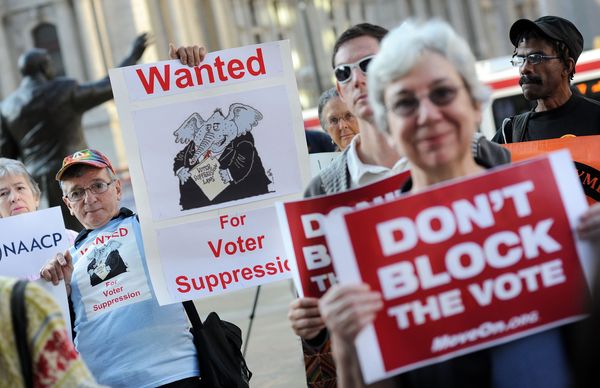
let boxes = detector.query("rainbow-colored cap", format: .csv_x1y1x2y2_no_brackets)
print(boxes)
55,149,115,181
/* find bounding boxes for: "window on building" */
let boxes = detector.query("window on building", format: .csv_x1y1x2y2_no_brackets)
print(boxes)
32,23,65,76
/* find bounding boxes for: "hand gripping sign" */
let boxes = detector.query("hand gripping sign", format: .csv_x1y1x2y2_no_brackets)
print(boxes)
109,41,309,304
276,171,409,298
325,150,595,383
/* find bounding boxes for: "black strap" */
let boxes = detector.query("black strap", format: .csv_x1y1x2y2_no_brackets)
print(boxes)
511,111,531,142
502,111,532,143
496,111,532,144
183,300,204,329
11,280,33,388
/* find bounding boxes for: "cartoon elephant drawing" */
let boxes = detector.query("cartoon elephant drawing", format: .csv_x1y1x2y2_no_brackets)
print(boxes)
172,103,272,210
86,240,127,287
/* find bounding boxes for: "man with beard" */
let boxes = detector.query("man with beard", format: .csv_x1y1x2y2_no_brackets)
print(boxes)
492,16,600,143
491,18,600,387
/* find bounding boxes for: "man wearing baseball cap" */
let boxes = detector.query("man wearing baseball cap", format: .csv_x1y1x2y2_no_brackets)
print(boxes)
492,15,600,143
41,149,201,387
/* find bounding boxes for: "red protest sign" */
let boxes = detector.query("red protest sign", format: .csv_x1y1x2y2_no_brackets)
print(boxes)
277,171,410,298
326,151,593,383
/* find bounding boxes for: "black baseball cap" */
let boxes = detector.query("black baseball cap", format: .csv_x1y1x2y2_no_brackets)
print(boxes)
509,16,584,63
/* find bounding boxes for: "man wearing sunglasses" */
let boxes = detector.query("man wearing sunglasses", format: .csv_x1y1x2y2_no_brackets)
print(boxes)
492,16,600,143
304,23,404,199
297,23,406,388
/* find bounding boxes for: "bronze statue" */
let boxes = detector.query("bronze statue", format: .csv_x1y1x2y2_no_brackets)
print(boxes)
0,34,149,230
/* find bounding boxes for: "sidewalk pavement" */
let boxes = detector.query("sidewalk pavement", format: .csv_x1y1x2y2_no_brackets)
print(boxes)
120,180,308,387
193,280,307,388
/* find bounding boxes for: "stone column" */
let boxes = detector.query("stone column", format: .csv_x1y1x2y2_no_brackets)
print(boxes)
0,4,17,97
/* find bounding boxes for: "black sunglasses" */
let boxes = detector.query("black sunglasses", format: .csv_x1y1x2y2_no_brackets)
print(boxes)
334,55,375,84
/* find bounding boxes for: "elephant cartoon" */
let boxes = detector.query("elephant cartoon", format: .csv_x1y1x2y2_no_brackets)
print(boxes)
86,240,126,287
172,103,272,210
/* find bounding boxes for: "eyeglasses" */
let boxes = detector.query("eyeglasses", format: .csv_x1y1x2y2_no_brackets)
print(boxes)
386,85,462,117
510,54,560,67
328,112,356,126
65,180,114,202
334,55,375,84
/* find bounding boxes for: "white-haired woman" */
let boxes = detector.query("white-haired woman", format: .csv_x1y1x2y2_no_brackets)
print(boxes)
0,158,79,240
0,157,41,217
319,20,599,388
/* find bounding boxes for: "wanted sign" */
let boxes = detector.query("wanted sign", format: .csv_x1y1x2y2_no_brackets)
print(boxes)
277,171,409,298
326,151,595,383
109,41,310,304
157,206,292,302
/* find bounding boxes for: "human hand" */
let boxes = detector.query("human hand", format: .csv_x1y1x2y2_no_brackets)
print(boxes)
169,43,207,67
177,167,191,184
219,169,232,184
577,202,600,241
40,251,73,287
319,283,383,343
288,297,325,340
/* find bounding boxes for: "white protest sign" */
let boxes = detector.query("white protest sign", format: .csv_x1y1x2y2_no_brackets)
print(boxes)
109,41,309,304
0,207,72,335
123,44,284,101
157,206,291,301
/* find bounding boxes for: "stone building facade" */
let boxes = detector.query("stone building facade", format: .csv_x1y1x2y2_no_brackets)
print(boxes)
0,0,597,167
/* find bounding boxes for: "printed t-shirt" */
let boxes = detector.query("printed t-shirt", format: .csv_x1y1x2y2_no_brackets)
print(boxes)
69,210,198,387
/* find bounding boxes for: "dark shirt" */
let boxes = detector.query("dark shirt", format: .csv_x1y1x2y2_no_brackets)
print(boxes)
525,94,600,141
491,93,600,143
305,130,336,153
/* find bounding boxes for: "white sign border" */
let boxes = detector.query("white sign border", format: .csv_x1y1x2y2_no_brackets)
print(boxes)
325,150,594,384
110,40,310,305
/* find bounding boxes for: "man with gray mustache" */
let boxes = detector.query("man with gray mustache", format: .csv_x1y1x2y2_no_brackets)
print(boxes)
492,16,600,143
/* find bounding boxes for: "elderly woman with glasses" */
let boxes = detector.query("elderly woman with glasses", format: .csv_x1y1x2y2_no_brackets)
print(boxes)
318,20,600,388
318,87,360,151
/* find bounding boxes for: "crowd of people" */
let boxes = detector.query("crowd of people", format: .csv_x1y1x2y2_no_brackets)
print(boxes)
290,15,600,388
0,12,599,388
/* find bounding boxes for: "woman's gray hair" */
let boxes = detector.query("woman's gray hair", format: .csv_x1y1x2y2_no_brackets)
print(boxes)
0,158,41,199
368,19,490,133
317,87,339,130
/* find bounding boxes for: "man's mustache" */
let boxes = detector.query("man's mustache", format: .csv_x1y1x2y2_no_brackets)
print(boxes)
519,75,542,86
